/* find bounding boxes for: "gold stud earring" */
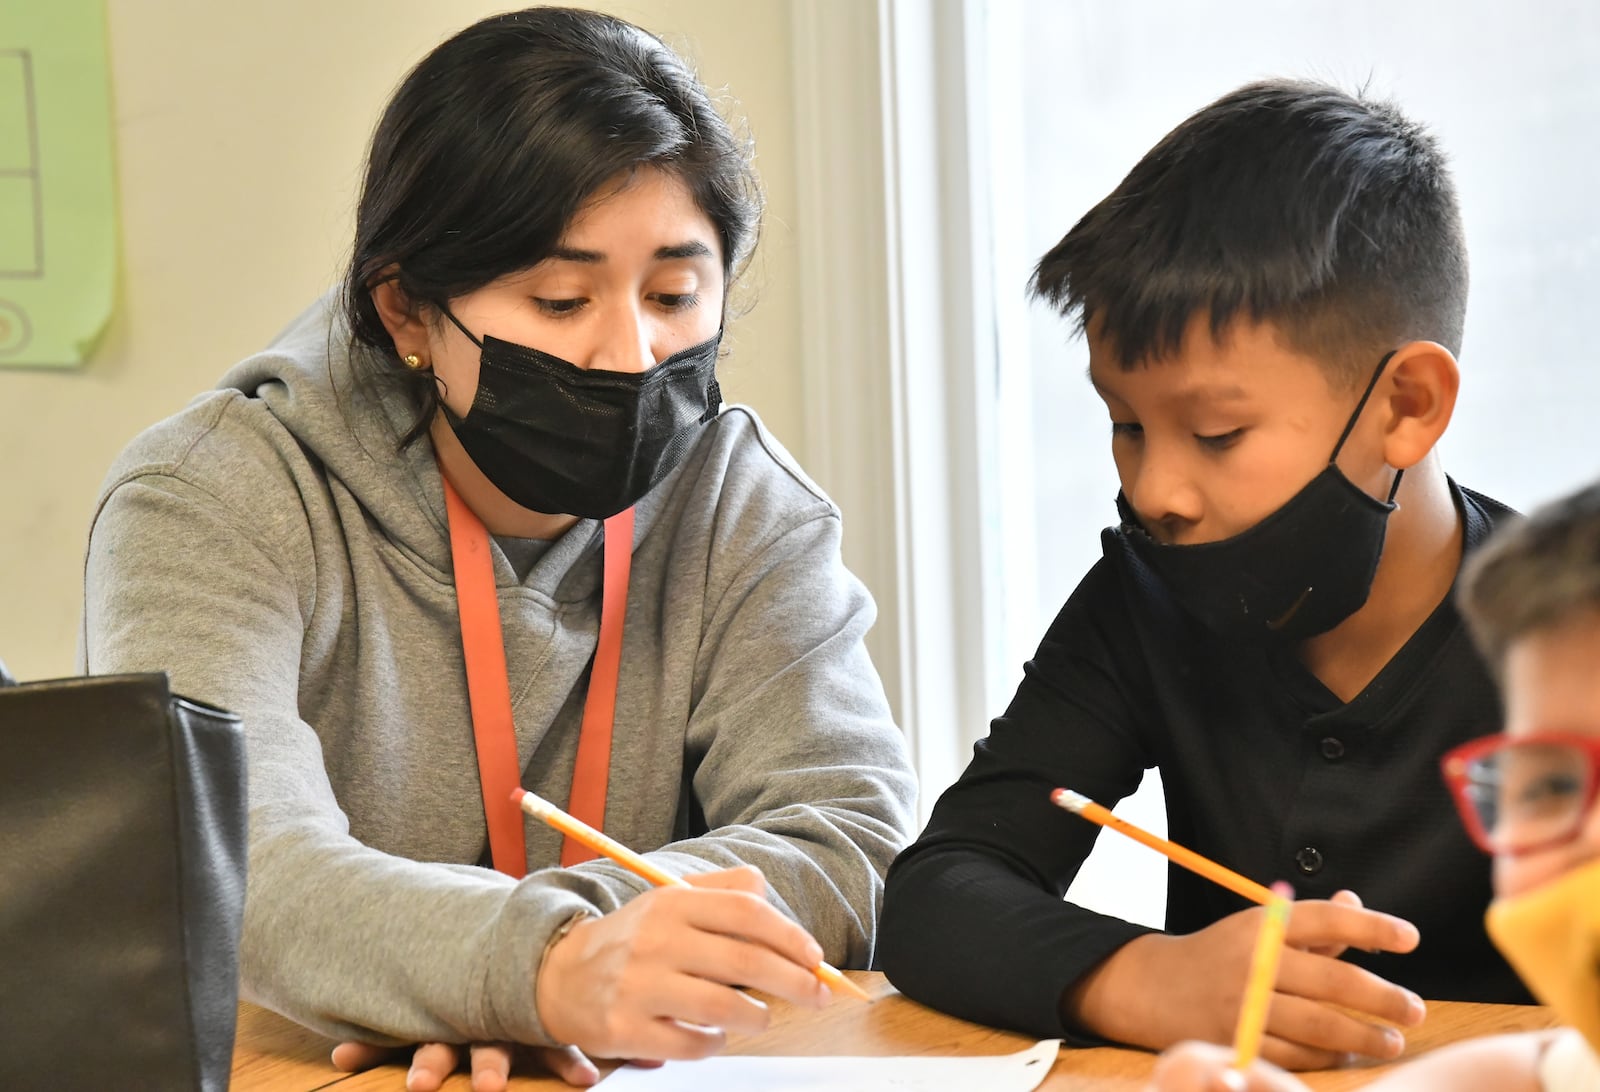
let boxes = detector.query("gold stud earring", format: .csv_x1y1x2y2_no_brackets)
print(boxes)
403,353,425,370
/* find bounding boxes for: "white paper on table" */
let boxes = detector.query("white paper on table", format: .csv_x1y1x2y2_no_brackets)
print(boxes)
594,1038,1061,1090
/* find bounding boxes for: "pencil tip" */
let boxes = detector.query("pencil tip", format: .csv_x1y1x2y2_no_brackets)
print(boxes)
838,975,873,1003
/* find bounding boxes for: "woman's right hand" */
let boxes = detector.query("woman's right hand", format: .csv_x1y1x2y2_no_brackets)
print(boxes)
535,865,832,1062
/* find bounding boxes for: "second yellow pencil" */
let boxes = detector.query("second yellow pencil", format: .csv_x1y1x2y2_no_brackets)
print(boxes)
1234,881,1294,1070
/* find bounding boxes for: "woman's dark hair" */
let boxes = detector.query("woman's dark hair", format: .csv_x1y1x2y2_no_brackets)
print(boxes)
1030,78,1467,385
341,6,762,446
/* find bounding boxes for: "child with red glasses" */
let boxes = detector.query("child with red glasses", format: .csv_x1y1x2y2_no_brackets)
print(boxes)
1148,481,1600,1090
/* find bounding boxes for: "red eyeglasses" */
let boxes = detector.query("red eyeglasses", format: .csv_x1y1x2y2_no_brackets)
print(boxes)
1441,731,1600,856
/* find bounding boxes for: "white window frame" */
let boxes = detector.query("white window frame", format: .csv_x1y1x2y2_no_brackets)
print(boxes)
790,0,1002,817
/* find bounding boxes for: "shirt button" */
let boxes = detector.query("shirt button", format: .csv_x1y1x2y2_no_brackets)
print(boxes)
1320,737,1345,760
1295,846,1324,875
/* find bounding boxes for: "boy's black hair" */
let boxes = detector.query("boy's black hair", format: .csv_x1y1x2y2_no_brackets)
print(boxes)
1459,481,1600,676
1030,78,1467,383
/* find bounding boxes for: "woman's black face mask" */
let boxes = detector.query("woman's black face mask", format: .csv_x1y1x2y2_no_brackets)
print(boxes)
435,305,722,520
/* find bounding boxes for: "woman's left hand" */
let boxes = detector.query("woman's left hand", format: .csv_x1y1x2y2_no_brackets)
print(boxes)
332,1038,608,1090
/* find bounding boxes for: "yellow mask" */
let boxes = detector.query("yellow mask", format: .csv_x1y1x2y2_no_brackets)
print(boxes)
1486,855,1600,1055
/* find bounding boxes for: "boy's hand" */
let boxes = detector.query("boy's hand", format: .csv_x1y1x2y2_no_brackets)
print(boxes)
536,865,832,1062
1145,1040,1311,1092
1066,890,1427,1069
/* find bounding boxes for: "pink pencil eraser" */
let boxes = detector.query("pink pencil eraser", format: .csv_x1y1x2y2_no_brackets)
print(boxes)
510,787,526,804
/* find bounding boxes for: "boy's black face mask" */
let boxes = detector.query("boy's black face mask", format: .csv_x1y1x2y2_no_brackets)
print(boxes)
1115,351,1402,645
436,306,722,521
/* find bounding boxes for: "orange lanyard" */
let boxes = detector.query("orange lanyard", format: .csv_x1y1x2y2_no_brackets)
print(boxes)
441,473,634,877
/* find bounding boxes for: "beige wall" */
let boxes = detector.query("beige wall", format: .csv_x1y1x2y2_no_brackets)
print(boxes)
0,1,803,681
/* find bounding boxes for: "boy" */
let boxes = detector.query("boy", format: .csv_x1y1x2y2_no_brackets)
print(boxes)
1149,481,1600,1090
878,78,1530,1070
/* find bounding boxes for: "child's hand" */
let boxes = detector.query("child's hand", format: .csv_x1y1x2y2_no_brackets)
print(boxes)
1145,1040,1311,1091
1067,890,1427,1069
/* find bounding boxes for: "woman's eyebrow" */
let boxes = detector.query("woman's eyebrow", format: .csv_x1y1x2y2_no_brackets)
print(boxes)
544,240,715,265
547,245,603,264
655,241,713,261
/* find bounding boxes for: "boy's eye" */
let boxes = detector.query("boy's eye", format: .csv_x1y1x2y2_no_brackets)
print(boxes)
1110,422,1143,440
533,297,586,316
1196,428,1245,451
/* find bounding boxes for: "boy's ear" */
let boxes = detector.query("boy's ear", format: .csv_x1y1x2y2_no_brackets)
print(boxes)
368,270,432,361
1380,340,1459,469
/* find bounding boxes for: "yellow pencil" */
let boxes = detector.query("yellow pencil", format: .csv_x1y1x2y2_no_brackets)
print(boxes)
1050,788,1277,905
1233,882,1294,1070
513,787,873,1003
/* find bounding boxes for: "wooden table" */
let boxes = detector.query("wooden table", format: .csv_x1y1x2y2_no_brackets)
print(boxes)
232,972,1558,1091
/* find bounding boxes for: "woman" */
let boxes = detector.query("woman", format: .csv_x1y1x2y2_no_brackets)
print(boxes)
82,8,916,1089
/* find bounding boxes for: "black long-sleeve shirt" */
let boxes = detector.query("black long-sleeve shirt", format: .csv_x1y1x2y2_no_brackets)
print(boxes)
879,482,1531,1042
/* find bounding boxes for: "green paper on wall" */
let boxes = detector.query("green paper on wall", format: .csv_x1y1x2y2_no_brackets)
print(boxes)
0,0,117,368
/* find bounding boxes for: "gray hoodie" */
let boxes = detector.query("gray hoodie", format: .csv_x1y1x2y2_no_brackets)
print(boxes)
80,296,917,1046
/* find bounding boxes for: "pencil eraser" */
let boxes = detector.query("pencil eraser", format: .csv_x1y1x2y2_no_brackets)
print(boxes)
510,787,526,804
1050,788,1089,812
